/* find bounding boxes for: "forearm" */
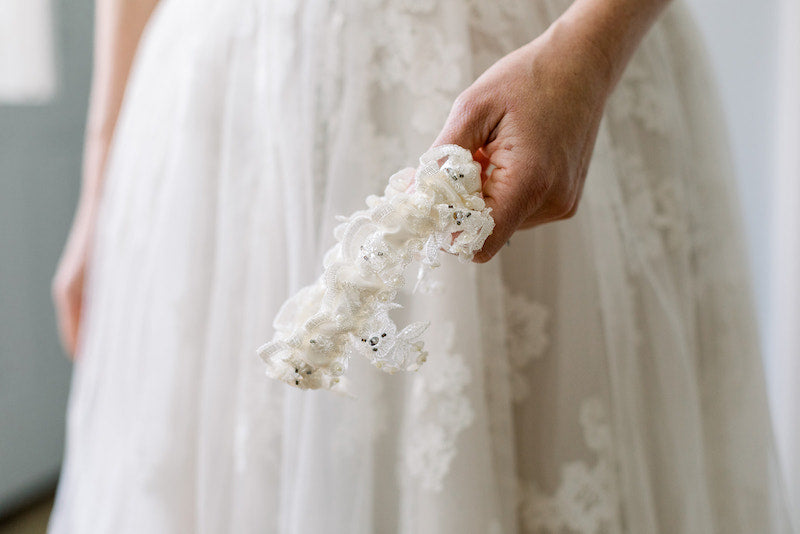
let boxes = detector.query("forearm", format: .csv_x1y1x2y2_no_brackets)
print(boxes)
551,0,672,90
81,0,160,204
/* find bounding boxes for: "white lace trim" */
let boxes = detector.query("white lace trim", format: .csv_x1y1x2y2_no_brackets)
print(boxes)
257,145,494,392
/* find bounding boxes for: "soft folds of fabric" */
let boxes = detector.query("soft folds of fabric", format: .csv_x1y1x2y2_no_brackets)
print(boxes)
49,0,793,533
257,145,494,392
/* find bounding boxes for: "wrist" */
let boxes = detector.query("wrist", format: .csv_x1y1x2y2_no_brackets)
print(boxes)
533,16,616,106
550,0,671,90
543,17,616,94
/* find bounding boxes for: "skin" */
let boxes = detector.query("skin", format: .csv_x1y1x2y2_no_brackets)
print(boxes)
52,0,160,357
52,0,670,357
433,0,672,263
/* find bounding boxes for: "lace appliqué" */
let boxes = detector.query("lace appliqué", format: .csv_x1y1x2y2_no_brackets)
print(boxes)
610,58,673,137
404,321,474,492
367,1,466,139
611,146,690,270
257,145,494,392
504,286,550,403
606,48,691,272
519,398,621,534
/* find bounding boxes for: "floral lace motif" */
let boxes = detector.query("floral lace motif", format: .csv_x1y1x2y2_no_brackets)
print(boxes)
404,321,474,492
519,398,621,534
609,58,673,137
504,286,551,402
610,145,690,271
366,1,467,140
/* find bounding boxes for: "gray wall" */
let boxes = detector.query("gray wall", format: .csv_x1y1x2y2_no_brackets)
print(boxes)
0,0,92,513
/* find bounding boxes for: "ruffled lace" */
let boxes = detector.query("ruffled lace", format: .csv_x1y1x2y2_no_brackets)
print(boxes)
257,145,494,392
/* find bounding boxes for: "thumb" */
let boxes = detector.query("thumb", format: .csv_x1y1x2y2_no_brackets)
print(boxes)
472,168,523,263
432,92,508,263
430,92,501,155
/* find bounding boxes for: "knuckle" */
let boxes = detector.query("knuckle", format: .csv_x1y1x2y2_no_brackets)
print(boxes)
473,250,493,264
451,91,488,123
521,174,551,213
555,196,575,219
451,91,474,114
522,155,555,187
527,157,552,180
561,199,580,219
558,186,582,220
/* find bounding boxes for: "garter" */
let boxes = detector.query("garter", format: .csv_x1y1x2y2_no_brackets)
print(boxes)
256,145,494,392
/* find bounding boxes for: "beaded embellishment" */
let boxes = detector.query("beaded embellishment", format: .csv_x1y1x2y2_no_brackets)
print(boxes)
257,145,494,392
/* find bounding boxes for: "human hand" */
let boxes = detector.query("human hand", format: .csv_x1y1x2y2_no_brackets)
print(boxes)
432,20,614,263
52,197,97,359
51,0,162,357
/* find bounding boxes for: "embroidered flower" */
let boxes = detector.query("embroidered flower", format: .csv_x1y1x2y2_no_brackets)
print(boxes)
357,311,429,373
404,322,474,492
519,398,621,534
504,287,550,402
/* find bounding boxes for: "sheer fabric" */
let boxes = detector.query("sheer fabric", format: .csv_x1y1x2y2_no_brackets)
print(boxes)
50,0,793,532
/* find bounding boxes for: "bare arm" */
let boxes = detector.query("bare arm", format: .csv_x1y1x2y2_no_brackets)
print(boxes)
434,0,672,262
82,0,161,201
53,0,160,357
558,0,671,88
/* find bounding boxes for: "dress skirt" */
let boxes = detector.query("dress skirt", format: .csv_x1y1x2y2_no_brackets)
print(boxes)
50,0,793,532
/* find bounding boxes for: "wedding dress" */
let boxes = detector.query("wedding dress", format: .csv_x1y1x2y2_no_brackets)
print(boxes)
49,0,794,532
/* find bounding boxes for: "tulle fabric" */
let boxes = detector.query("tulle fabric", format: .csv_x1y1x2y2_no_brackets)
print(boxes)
49,0,793,532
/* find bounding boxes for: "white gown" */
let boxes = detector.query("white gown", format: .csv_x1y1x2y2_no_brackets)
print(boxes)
49,0,794,532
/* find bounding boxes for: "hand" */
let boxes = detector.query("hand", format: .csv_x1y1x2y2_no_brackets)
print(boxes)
51,0,162,356
432,20,614,263
52,200,97,359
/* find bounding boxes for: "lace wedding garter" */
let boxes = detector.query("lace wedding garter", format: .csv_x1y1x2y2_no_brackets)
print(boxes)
257,145,494,392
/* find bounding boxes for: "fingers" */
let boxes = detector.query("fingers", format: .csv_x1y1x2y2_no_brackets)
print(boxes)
472,166,526,263
473,204,516,263
517,172,582,230
54,300,75,357
472,148,494,185
52,273,83,359
432,91,525,263
62,302,80,358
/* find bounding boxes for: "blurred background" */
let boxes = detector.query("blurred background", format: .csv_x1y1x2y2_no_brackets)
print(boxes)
1,0,90,530
0,0,797,531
